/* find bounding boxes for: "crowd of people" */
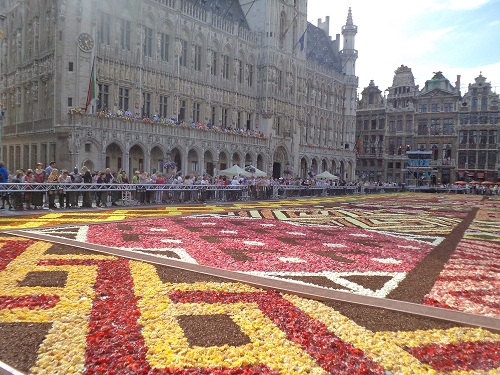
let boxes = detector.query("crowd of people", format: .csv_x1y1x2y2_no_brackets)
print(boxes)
5,159,494,212
69,108,267,139
454,182,499,195
0,160,362,211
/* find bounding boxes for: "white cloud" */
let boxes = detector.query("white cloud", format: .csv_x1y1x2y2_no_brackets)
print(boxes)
307,0,500,94
429,0,493,10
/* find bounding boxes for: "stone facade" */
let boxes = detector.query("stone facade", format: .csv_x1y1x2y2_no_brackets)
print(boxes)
0,0,358,179
458,74,499,182
356,67,500,185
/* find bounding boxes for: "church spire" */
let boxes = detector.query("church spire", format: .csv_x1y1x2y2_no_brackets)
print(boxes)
341,7,357,76
346,7,353,26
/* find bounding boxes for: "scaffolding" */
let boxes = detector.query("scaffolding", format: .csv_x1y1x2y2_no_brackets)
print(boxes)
405,151,434,186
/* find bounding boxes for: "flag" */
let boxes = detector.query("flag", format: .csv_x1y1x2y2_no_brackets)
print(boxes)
292,29,306,51
297,30,306,51
85,53,96,112
355,131,363,154
281,13,298,40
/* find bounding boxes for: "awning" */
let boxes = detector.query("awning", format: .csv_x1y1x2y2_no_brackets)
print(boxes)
468,172,475,177
477,172,485,179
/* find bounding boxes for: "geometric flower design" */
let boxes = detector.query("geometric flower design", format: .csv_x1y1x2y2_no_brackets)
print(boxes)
17,271,68,288
73,217,436,274
176,314,251,347
1,211,500,374
424,239,500,317
23,216,437,298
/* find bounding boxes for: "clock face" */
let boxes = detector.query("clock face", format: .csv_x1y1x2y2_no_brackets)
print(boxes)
78,33,94,52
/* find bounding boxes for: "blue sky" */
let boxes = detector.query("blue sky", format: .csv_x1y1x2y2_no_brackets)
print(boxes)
307,0,500,96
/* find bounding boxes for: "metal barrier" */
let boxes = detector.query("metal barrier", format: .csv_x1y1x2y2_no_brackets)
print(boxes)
0,183,408,207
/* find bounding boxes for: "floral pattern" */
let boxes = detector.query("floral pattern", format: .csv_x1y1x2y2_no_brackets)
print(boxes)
1,194,500,374
1,240,499,374
424,239,500,317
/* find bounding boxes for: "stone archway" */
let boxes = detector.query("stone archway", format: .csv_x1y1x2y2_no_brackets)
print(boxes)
244,153,253,168
105,142,123,171
231,152,241,167
272,146,287,179
339,160,345,180
129,144,145,173
187,149,200,176
170,147,182,174
83,159,94,173
321,159,327,173
204,150,215,176
151,146,165,174
311,159,318,176
300,157,308,179
346,161,353,181
256,155,264,171
331,159,337,175
218,152,228,171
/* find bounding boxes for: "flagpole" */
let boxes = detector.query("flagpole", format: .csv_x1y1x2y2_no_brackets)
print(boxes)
85,48,96,113
293,28,307,52
91,47,96,114
281,12,298,40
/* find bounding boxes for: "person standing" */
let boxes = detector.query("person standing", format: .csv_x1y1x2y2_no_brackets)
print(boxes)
58,170,72,208
43,161,56,207
154,172,166,203
96,171,108,207
46,169,59,209
70,167,83,208
44,161,56,181
0,161,12,210
24,169,34,209
81,166,93,208
11,170,25,210
105,168,119,206
32,163,46,209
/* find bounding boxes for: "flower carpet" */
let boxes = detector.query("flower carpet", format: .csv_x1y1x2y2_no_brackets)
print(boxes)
0,193,499,374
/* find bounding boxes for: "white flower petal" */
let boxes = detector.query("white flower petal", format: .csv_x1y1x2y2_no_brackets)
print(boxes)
278,257,306,263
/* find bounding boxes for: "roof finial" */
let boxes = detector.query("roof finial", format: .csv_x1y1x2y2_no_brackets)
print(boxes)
346,7,353,26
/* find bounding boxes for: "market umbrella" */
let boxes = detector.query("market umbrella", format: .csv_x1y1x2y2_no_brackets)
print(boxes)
245,165,267,177
218,165,251,177
481,181,494,185
454,181,467,185
315,171,339,180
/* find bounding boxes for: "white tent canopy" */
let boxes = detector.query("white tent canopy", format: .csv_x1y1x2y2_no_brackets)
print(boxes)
245,165,267,177
218,165,251,177
315,171,339,180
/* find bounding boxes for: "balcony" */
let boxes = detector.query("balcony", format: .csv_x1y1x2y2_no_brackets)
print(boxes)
3,119,53,136
430,159,456,168
66,113,268,146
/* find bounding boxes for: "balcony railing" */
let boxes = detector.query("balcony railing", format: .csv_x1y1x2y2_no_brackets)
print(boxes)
66,113,268,146
3,118,53,136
